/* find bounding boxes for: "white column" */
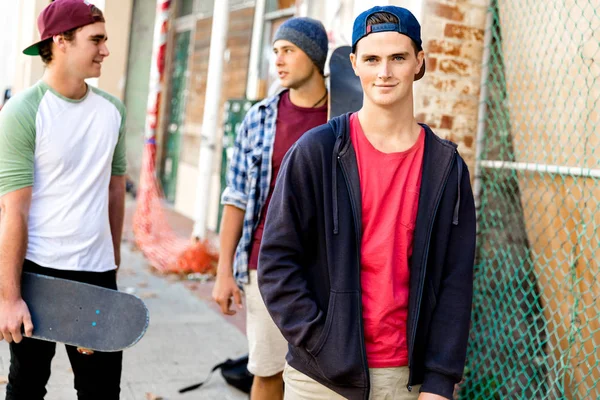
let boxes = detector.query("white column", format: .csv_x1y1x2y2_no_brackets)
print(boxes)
192,0,229,238
245,0,266,100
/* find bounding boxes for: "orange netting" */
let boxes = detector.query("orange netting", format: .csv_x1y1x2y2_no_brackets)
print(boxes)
132,142,218,275
131,0,218,275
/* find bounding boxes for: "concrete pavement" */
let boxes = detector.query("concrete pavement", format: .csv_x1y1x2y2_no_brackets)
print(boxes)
0,242,249,400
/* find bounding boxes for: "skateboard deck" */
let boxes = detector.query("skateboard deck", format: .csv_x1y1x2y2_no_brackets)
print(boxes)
329,45,363,119
21,272,149,352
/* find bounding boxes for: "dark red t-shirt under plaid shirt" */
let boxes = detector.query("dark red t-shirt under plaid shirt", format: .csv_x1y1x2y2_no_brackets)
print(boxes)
350,112,425,368
248,91,327,270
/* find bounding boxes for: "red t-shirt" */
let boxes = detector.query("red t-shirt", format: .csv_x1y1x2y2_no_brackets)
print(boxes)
248,91,328,270
350,113,425,368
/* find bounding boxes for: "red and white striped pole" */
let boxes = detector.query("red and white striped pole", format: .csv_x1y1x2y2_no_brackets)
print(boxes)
145,0,172,144
133,0,221,273
133,0,175,261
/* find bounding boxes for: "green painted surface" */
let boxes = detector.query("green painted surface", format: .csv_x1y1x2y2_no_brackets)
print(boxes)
217,99,258,232
160,30,192,203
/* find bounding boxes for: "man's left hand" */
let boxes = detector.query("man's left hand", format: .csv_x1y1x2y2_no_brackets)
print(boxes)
418,393,449,400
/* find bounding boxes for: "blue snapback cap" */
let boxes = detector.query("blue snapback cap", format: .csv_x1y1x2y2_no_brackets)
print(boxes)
352,6,425,80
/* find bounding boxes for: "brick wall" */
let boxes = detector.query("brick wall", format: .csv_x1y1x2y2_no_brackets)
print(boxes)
415,0,490,174
182,7,254,167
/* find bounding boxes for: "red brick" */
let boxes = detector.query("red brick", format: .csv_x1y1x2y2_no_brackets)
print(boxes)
463,135,474,148
452,99,478,114
432,76,458,92
427,39,461,56
432,4,465,22
441,115,454,129
438,59,471,76
426,57,438,72
444,23,484,41
461,83,477,95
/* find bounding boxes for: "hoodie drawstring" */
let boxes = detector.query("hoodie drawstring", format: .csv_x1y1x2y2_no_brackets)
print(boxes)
332,136,341,235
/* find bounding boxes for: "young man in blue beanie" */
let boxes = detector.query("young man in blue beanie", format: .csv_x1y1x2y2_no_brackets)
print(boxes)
258,6,476,400
212,16,329,400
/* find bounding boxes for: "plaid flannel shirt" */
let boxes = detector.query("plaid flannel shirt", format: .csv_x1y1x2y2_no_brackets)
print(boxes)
221,92,282,285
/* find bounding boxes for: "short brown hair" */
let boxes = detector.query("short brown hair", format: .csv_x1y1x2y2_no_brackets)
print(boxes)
39,2,105,65
364,12,419,55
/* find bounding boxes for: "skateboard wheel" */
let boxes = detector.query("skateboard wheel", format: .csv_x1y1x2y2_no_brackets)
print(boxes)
77,347,94,355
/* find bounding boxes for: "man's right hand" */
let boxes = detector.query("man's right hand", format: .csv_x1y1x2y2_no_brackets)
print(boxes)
212,268,243,316
0,298,34,344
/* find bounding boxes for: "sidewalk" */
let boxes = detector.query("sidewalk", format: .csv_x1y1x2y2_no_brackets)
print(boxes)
0,241,249,400
121,200,246,334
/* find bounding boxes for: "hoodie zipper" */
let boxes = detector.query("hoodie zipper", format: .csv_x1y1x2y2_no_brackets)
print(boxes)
407,151,457,390
338,156,370,400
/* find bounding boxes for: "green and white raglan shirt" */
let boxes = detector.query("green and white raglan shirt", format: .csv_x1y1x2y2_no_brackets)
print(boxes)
0,81,127,272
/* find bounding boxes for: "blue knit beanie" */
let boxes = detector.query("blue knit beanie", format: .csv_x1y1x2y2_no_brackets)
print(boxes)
273,17,329,74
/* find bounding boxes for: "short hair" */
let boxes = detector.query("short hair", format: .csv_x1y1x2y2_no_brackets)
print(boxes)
364,12,419,56
39,2,106,65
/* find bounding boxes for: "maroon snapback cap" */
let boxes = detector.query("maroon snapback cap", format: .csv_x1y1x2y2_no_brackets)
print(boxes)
23,0,98,56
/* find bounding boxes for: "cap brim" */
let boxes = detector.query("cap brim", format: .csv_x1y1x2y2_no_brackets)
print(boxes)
23,39,49,56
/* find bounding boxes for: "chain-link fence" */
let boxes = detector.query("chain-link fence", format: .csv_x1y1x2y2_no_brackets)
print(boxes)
459,0,599,399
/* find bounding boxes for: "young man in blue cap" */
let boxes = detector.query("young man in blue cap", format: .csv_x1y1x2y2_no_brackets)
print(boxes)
258,6,476,400
0,0,126,399
212,16,329,400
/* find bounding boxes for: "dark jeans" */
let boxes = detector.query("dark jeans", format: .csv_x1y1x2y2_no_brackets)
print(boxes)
6,260,122,400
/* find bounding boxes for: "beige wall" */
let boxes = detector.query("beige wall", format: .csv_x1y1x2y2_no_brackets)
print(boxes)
12,0,132,101
0,1,19,95
97,0,134,99
13,0,47,94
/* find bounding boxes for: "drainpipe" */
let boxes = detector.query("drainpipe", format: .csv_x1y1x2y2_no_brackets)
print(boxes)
246,0,266,100
192,0,229,239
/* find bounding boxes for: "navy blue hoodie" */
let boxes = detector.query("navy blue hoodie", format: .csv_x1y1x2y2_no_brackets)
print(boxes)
258,114,476,399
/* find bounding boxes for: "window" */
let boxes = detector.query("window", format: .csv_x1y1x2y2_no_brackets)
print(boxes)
177,0,195,18
266,0,296,13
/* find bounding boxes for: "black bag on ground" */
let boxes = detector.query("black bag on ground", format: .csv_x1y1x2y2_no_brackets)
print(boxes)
179,354,253,394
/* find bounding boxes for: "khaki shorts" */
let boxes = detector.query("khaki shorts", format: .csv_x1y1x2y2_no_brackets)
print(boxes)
244,270,288,377
283,363,421,400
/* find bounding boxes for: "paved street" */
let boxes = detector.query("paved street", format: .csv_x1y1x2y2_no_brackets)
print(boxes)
0,241,249,400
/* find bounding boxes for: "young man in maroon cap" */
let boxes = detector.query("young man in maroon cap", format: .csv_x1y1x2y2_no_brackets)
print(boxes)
0,1,126,398
258,6,476,400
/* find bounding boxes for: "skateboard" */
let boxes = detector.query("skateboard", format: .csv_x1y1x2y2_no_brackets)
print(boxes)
328,45,363,119
21,272,149,352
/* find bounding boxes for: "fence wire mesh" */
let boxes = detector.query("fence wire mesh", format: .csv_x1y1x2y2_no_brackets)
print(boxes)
458,0,599,399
